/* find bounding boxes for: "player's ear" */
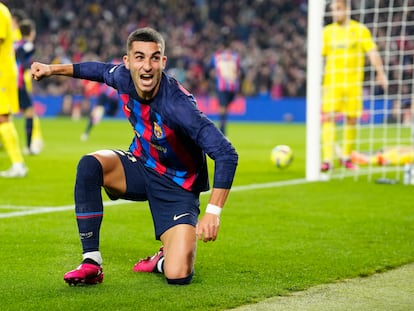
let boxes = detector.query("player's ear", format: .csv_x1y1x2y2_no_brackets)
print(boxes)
123,55,130,69
161,55,167,70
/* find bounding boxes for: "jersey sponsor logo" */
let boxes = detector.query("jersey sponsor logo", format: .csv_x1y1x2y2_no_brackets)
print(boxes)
173,213,190,221
149,142,167,153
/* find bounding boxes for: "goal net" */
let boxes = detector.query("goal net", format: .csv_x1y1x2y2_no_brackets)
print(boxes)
306,0,414,183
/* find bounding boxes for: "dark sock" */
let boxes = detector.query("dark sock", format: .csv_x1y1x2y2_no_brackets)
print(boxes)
74,155,104,253
25,118,33,148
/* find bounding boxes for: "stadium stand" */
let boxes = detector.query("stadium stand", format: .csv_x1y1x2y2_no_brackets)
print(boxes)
7,0,308,99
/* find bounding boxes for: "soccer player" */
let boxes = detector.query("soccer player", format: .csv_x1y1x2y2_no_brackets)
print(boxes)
351,146,414,166
0,3,27,178
15,18,44,155
320,0,388,172
209,36,241,135
31,27,238,286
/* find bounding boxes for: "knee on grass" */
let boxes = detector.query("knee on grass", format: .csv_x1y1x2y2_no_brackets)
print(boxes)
163,263,194,285
166,271,194,285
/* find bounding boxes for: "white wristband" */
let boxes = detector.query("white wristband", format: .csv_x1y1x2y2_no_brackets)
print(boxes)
206,203,222,216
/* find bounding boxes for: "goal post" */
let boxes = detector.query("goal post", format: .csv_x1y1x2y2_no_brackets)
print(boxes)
306,0,325,181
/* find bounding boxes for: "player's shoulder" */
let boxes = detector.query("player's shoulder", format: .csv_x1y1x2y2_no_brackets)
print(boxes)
349,19,370,32
102,63,132,92
162,73,198,113
164,73,195,101
324,22,335,30
109,63,131,81
323,23,337,36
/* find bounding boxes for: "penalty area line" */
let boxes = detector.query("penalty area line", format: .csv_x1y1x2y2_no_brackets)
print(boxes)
0,178,309,219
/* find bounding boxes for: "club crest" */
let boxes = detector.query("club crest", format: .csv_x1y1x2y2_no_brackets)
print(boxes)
153,122,163,138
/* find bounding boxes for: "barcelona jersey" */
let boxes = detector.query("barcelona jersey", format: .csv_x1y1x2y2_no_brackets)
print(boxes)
15,39,35,91
211,50,240,92
322,20,377,85
73,62,238,193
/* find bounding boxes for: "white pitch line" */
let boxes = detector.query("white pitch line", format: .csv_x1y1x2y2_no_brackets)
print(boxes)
0,178,309,219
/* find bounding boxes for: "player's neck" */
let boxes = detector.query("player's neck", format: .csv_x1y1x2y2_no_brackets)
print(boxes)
336,17,350,26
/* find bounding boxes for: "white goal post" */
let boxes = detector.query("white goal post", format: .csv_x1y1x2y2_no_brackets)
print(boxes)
306,0,325,181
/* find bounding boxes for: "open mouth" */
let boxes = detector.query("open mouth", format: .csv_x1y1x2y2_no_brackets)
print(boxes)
141,74,153,80
140,74,154,86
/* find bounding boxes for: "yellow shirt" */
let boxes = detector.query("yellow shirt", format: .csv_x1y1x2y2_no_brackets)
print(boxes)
12,28,22,42
0,3,17,76
322,19,376,85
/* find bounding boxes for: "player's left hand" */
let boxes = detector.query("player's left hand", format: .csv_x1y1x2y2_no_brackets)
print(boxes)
196,213,220,242
377,72,389,90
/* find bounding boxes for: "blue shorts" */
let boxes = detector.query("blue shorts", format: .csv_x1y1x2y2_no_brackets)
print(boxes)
106,150,200,240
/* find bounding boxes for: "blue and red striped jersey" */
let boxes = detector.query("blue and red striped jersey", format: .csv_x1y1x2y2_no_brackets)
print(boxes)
210,49,241,92
73,62,238,193
15,39,35,90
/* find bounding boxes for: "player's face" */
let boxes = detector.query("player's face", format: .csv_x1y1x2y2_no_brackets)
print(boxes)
331,1,349,24
124,41,167,100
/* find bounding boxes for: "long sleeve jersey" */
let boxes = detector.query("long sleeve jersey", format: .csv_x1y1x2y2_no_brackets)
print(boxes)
73,62,238,193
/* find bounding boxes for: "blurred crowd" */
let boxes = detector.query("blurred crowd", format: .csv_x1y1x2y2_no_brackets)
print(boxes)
4,0,413,110
5,0,308,101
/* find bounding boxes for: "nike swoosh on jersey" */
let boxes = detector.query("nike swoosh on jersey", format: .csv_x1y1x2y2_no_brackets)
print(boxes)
173,213,190,221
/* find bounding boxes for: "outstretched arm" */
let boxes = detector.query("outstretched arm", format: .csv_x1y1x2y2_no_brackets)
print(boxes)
31,62,74,81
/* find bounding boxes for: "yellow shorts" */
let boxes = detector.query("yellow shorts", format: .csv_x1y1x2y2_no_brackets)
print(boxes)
0,71,19,115
322,83,363,118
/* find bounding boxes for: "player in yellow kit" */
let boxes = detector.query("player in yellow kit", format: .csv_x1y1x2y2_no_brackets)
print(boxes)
351,146,414,166
320,0,388,172
0,3,27,177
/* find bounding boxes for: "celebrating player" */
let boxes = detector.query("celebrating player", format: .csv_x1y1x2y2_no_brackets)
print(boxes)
320,0,388,172
31,27,238,286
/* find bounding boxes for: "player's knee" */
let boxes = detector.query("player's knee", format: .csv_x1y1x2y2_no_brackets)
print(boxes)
166,271,194,285
76,155,103,183
163,259,194,282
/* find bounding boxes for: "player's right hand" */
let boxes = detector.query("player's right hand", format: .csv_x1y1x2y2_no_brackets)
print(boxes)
31,62,51,81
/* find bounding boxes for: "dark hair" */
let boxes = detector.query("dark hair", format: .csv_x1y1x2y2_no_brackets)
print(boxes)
19,19,35,37
331,0,349,8
126,27,165,54
12,9,27,22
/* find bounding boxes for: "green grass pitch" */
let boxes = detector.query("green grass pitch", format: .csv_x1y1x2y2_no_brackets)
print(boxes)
0,118,413,310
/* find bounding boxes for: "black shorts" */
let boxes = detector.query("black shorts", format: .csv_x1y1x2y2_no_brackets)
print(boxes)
217,90,236,108
107,150,200,240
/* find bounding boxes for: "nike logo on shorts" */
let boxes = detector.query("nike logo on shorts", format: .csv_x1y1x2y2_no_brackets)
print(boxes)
173,213,190,221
